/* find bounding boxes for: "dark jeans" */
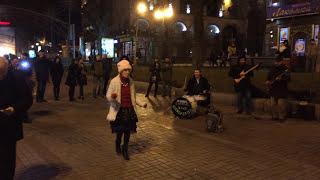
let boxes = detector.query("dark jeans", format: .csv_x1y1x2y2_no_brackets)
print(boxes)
162,81,172,97
116,130,131,148
53,83,61,99
146,81,159,97
36,80,47,101
0,141,16,180
103,76,110,96
68,85,76,101
237,90,252,113
79,85,84,98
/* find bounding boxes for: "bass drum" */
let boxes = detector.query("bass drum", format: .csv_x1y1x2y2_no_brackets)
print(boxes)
183,95,198,114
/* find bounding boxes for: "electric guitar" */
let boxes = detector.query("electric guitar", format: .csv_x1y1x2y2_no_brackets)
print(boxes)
267,69,289,90
234,63,261,84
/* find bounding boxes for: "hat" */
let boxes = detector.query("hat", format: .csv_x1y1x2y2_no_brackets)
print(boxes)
117,60,132,73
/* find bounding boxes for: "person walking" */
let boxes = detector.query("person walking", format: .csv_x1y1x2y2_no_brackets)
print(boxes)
65,59,80,102
106,60,147,160
266,56,291,122
34,50,51,102
306,39,318,72
102,54,113,95
0,57,33,180
50,56,64,101
161,58,173,97
145,59,161,97
78,58,87,100
92,55,104,98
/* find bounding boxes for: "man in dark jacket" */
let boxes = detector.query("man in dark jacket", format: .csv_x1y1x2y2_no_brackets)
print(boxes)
185,69,211,107
266,57,290,121
0,57,33,180
145,59,161,97
50,56,64,101
102,54,113,95
92,55,104,98
229,56,254,114
34,50,51,102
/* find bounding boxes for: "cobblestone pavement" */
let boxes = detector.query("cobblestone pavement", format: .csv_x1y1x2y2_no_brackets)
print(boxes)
15,85,320,180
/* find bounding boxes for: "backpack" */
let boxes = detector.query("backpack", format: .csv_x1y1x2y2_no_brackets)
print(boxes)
206,108,223,133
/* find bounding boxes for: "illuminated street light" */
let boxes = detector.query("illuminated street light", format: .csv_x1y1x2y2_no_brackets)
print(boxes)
154,9,164,20
137,2,147,14
164,4,173,18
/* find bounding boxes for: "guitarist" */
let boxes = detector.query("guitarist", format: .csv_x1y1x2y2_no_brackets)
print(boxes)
229,55,254,114
266,56,290,122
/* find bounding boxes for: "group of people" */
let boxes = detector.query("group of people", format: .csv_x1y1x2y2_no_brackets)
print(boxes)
229,55,291,121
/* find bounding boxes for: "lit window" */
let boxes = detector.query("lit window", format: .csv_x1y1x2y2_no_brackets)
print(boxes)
186,4,191,14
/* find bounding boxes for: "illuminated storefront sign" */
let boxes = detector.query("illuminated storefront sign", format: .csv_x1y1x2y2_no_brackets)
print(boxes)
101,38,114,58
267,1,320,19
279,27,289,43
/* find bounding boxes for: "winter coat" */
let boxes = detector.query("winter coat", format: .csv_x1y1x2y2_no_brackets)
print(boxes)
185,76,211,96
0,71,33,143
149,62,161,82
92,60,104,77
307,44,318,58
78,63,87,86
229,64,254,92
50,62,64,85
106,75,146,122
65,64,79,87
161,62,173,82
267,64,290,98
102,58,113,79
34,57,51,81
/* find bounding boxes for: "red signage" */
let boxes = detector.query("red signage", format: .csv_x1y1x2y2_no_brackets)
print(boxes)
0,21,11,26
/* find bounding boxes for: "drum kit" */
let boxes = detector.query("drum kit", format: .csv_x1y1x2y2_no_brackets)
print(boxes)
172,95,207,119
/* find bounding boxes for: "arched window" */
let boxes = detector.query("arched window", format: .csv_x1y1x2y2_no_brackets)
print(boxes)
207,24,220,36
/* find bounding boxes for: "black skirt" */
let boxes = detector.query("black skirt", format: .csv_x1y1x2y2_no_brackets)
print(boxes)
110,107,138,133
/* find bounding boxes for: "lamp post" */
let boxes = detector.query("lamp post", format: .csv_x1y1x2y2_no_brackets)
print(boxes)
135,1,173,61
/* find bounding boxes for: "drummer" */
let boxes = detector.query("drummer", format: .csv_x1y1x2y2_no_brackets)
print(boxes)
185,69,211,107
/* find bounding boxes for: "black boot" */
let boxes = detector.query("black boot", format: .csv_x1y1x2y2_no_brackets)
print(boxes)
122,145,130,160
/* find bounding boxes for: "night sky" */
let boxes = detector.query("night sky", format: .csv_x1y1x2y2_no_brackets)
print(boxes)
0,0,81,50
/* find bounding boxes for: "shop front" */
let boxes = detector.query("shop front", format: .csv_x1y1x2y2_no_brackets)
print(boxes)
265,1,320,71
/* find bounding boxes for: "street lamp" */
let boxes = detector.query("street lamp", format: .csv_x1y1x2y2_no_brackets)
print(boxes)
137,2,147,15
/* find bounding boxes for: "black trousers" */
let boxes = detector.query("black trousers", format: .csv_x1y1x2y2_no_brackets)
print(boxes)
53,83,61,99
79,85,84,97
68,85,76,100
103,76,110,96
36,80,47,101
146,81,159,96
116,131,131,147
0,141,16,180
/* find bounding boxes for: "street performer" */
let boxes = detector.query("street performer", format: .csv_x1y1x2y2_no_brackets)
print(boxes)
266,56,290,122
185,69,211,107
229,55,254,115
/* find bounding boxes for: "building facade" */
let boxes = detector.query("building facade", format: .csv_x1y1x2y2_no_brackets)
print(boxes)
82,0,248,63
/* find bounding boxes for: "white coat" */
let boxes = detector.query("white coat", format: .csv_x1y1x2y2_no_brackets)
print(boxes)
106,75,146,122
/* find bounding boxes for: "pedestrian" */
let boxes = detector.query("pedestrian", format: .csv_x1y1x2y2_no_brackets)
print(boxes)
266,56,291,122
228,55,254,114
306,39,318,72
0,57,33,180
92,55,104,98
161,58,173,97
145,59,161,97
50,56,64,101
20,53,34,91
102,54,113,95
209,50,216,67
34,50,51,103
78,58,87,100
106,60,147,160
65,59,79,102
